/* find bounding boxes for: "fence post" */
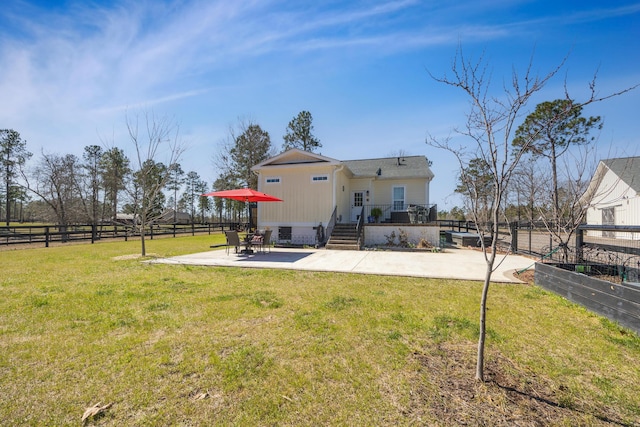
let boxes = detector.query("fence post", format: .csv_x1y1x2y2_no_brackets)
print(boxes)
91,224,96,244
510,221,518,254
45,226,50,248
576,227,584,263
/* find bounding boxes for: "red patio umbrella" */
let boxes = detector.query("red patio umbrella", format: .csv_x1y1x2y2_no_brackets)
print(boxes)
202,188,283,230
201,188,283,202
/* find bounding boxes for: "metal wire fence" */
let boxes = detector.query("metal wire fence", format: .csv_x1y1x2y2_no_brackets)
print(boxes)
436,221,640,284
509,222,640,284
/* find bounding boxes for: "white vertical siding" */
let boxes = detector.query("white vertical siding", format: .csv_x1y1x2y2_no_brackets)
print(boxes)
258,164,336,226
335,169,351,223
586,167,639,239
371,178,428,207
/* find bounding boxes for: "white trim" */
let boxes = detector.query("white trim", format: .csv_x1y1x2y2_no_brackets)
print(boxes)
311,174,329,183
251,148,341,170
392,185,406,211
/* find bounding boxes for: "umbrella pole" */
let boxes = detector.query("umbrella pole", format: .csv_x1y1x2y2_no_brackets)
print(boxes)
246,198,252,233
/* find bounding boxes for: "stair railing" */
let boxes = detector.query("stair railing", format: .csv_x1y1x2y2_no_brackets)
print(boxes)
355,205,365,249
326,206,337,242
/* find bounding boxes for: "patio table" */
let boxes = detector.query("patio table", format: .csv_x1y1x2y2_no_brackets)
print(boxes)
240,233,255,254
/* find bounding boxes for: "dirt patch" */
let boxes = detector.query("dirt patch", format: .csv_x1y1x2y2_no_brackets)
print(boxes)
515,269,535,285
404,342,632,426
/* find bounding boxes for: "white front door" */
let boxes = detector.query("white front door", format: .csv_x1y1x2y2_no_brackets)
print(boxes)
351,191,364,222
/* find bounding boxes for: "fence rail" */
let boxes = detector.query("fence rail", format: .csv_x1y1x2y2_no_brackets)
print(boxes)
0,223,238,247
433,221,640,284
363,204,437,223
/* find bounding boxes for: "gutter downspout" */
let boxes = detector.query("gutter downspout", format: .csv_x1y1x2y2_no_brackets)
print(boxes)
333,164,345,218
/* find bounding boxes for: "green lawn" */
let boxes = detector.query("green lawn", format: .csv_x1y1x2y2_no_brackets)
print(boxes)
1,235,639,426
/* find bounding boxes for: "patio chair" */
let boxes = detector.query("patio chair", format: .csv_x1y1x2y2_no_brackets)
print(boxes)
224,230,241,255
259,229,272,253
250,231,263,253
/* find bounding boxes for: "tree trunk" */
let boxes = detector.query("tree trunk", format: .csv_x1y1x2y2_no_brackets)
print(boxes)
476,273,491,381
4,163,9,226
139,218,146,256
476,205,500,381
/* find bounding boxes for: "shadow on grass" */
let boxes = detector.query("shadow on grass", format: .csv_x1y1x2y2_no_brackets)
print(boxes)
491,381,634,427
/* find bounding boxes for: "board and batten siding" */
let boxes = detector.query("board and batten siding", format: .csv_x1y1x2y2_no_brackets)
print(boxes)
586,167,640,239
258,165,335,226
335,168,351,223
371,178,429,208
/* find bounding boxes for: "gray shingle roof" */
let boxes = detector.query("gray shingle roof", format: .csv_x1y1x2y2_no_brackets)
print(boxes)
603,156,640,193
343,155,434,179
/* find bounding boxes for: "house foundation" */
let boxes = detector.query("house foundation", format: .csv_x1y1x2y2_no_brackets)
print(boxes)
364,224,439,247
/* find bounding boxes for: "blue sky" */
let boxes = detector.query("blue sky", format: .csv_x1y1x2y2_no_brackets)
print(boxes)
1,0,638,209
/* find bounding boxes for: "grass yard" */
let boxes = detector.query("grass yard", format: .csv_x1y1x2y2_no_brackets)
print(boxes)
1,234,639,426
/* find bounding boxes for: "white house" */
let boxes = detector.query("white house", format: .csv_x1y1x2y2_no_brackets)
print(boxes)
583,156,640,239
251,149,436,246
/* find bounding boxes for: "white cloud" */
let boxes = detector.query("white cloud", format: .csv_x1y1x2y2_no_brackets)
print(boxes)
0,0,637,206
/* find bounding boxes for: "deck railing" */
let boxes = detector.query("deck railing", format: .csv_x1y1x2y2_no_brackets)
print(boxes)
363,203,437,223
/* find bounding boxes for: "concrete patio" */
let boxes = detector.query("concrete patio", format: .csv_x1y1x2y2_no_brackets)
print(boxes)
150,246,535,283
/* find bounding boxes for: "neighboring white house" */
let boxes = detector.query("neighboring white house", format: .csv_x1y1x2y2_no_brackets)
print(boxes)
251,149,435,245
583,156,640,239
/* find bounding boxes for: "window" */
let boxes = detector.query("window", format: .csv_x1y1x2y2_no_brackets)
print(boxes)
392,186,405,211
311,174,328,182
353,191,363,207
265,177,281,184
602,207,615,238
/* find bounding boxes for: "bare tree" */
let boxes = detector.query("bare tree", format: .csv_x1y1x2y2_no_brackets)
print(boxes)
535,145,599,260
126,111,185,256
510,156,547,224
27,152,83,237
428,49,568,382
428,49,638,382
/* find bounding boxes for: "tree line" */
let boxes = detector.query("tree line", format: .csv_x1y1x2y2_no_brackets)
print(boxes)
443,98,604,261
0,110,321,231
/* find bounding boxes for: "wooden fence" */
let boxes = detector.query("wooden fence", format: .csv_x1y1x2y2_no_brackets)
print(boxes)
0,223,238,248
535,262,640,334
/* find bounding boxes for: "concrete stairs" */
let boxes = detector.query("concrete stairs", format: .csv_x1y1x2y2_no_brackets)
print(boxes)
326,223,362,250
